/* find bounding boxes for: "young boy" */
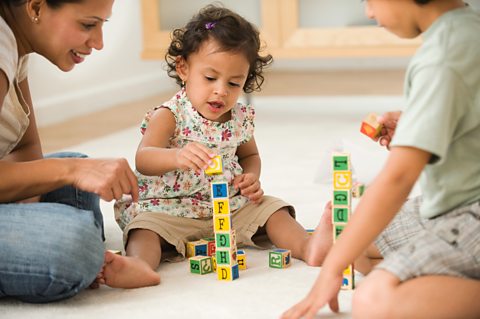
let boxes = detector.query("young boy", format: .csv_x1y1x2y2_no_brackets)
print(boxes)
282,1,480,318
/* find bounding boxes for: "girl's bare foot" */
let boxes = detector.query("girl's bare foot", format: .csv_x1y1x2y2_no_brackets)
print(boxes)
98,250,161,288
304,201,334,266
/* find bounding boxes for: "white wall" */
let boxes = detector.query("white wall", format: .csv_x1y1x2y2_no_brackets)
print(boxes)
30,0,175,127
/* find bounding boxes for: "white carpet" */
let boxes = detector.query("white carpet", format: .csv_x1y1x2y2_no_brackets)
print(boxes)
1,96,402,319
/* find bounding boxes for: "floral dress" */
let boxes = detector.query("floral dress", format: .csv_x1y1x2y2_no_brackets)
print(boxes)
115,89,254,230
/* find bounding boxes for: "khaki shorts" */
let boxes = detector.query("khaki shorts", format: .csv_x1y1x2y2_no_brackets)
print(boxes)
375,196,480,281
122,195,294,261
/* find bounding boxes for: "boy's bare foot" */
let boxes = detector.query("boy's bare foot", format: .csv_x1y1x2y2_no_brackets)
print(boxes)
97,250,161,289
304,201,333,266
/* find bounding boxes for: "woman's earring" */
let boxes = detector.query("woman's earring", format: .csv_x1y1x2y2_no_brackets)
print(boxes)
32,16,39,23
181,80,185,87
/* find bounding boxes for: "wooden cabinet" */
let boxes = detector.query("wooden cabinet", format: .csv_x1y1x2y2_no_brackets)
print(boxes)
140,0,421,60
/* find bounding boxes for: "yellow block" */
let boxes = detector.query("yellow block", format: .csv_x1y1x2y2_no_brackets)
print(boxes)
333,171,352,189
205,155,223,175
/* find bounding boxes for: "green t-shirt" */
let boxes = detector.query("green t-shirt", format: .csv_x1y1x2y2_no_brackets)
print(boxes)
391,6,480,218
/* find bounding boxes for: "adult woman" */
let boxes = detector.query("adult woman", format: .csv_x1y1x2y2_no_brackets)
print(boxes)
0,0,158,303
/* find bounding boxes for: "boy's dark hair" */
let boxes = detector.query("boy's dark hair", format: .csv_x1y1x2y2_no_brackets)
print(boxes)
165,4,273,93
5,0,83,9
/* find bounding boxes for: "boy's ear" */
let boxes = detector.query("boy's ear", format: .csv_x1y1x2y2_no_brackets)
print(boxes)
175,56,188,81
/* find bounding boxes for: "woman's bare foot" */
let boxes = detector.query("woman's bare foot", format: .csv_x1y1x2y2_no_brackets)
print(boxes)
96,250,160,289
304,201,333,266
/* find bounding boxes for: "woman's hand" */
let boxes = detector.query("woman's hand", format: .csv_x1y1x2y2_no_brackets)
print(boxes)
70,158,139,202
233,173,263,203
175,142,215,172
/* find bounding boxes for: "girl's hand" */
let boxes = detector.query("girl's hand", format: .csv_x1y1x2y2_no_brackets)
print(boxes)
281,267,343,319
375,111,402,150
233,173,263,204
70,158,139,202
175,142,215,172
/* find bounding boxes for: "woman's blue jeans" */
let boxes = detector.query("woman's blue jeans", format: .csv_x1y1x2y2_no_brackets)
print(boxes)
0,152,105,303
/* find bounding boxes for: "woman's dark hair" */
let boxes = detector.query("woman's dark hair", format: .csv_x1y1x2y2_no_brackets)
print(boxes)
165,4,273,93
414,0,433,4
5,0,83,9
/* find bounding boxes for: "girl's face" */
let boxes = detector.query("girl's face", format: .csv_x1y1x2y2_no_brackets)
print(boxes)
364,0,421,38
176,38,250,123
30,0,114,71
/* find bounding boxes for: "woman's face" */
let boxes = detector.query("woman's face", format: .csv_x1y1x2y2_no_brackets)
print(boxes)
31,0,114,71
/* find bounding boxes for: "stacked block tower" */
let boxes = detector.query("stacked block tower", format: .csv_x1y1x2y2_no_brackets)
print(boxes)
332,152,354,290
208,155,240,281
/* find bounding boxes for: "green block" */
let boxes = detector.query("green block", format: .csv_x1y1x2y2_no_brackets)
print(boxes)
333,190,351,206
333,207,349,223
333,155,350,171
334,224,345,239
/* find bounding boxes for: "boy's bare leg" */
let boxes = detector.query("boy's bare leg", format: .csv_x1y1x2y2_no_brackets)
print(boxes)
354,244,383,275
354,270,480,318
265,203,333,266
98,229,161,288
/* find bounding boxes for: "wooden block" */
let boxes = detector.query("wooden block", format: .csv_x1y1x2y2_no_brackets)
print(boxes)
305,229,314,235
215,230,236,249
341,264,355,290
189,256,213,275
214,215,232,232
333,206,350,223
217,264,239,281
212,199,230,215
202,237,216,256
269,249,291,269
237,250,247,270
333,224,345,242
333,190,351,206
332,152,351,171
333,171,352,190
352,182,365,198
205,155,223,175
186,240,208,258
212,255,217,271
211,182,229,199
360,113,382,138
215,247,237,266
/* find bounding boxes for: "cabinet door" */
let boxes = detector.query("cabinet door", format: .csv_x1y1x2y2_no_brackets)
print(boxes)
275,0,421,58
141,0,279,59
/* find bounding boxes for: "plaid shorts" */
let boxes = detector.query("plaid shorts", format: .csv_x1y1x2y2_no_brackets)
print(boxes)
375,196,480,281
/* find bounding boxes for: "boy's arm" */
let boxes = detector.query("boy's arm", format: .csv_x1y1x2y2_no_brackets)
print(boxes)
236,137,261,178
324,146,430,273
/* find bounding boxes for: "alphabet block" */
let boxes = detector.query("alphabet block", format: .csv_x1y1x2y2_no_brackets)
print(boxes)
352,182,365,198
269,249,291,269
341,264,355,290
333,171,352,189
215,230,236,249
333,207,350,223
214,215,232,232
237,250,247,270
332,152,351,171
215,248,237,266
186,240,208,258
189,256,213,275
211,182,228,199
360,113,383,138
333,224,345,241
212,199,230,215
205,155,223,175
217,264,239,281
202,237,216,256
333,190,351,206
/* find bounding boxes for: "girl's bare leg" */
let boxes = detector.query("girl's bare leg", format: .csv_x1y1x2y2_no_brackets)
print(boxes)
98,229,161,288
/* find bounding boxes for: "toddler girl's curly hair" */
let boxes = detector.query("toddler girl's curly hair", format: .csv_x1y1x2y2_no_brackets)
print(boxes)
165,4,273,94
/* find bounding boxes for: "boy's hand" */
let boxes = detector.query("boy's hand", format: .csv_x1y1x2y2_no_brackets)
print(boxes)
175,142,215,172
281,266,342,319
375,111,402,149
233,173,263,204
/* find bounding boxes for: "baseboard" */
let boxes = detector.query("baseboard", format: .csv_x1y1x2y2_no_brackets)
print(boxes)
35,73,175,127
